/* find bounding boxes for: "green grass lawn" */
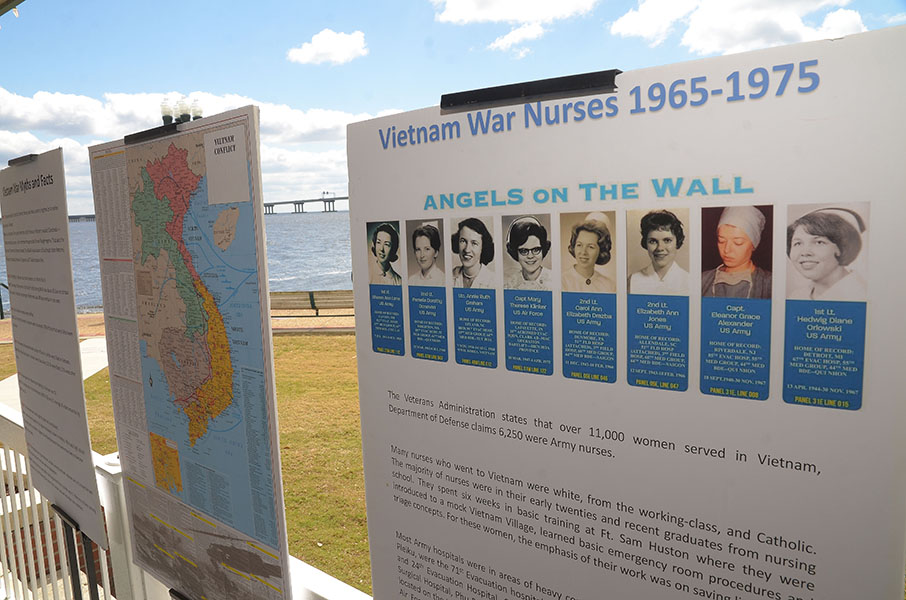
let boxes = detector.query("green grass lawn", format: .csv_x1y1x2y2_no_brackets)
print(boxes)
22,334,906,599
80,333,372,595
0,345,19,381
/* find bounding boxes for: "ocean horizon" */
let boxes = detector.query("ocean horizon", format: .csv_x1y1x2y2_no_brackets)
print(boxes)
0,210,352,313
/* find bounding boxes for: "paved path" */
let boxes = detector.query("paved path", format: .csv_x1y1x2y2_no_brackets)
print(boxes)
0,337,108,413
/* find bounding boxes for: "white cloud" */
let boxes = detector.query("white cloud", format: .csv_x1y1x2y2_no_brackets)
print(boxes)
610,0,867,55
610,0,699,47
0,87,372,146
0,130,50,158
260,145,349,204
814,8,866,37
0,132,99,214
432,0,598,55
286,29,368,65
431,0,598,24
0,87,387,214
488,22,545,57
886,13,906,24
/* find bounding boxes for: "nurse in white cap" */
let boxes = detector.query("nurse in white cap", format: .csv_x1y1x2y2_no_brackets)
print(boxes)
786,207,866,301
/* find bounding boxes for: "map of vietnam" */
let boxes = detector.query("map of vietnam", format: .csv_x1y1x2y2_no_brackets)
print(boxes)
133,143,235,446
116,108,285,590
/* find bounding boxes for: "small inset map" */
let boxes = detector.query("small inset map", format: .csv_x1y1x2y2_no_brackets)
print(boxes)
150,432,182,493
213,206,240,250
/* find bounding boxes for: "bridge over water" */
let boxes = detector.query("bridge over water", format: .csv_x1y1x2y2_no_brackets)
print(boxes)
264,196,349,214
49,196,349,223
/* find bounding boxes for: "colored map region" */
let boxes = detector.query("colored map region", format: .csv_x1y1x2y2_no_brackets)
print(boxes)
133,144,234,445
150,432,183,493
128,127,279,548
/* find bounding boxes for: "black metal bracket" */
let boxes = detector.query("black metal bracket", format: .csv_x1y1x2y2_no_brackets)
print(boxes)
81,531,101,600
50,505,102,600
124,122,179,146
52,504,87,600
7,153,38,167
51,503,80,530
169,589,192,600
440,68,621,113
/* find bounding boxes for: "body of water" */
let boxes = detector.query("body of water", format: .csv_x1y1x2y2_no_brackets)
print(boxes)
0,211,352,312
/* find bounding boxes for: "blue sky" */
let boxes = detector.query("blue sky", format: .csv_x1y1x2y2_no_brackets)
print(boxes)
1,0,903,213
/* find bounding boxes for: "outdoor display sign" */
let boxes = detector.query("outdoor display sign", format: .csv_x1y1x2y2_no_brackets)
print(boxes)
89,107,292,600
0,148,107,547
348,27,906,600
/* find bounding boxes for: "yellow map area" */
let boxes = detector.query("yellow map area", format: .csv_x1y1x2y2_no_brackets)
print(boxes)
150,432,183,493
184,279,235,446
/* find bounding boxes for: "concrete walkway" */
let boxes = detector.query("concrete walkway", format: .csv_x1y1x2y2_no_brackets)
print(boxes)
0,337,108,413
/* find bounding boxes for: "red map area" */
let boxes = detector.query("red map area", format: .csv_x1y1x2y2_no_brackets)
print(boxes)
145,144,203,279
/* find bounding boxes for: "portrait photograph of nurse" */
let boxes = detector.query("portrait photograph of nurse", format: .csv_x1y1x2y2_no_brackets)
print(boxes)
626,208,690,295
701,205,773,299
451,216,496,289
406,220,445,286
786,203,869,302
560,211,616,293
366,221,402,285
503,214,553,290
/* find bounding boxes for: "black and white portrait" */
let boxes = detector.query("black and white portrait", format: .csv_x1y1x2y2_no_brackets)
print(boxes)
786,203,869,302
367,221,402,285
626,208,690,295
560,211,616,293
406,220,445,286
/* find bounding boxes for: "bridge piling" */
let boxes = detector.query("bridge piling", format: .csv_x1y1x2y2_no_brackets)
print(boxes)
260,195,348,214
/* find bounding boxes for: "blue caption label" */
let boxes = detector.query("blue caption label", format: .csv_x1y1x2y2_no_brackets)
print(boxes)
562,292,616,383
700,298,770,400
370,284,404,356
453,289,497,368
504,290,553,376
628,295,689,391
408,286,448,362
783,300,866,410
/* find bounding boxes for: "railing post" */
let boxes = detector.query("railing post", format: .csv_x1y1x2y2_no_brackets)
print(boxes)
94,452,170,600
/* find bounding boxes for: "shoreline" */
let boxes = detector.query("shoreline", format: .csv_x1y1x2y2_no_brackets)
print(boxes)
0,309,356,343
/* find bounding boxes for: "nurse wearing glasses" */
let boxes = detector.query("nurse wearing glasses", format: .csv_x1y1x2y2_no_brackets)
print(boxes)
504,216,552,290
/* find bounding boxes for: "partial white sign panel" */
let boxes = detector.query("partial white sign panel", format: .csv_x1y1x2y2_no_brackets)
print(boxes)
348,28,906,600
0,148,106,547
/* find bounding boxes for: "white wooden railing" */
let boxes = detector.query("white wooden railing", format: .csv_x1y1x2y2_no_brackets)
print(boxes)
0,339,371,600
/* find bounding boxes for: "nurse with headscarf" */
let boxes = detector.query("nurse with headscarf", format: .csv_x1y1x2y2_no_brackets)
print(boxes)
702,206,772,299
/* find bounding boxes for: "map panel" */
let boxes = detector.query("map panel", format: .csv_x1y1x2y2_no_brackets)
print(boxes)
126,113,279,553
92,113,290,599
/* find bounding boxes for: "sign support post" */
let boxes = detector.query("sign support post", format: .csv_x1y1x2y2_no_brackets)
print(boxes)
51,504,101,600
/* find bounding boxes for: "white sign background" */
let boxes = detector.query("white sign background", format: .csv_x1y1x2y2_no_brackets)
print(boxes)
0,148,106,547
349,28,906,600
